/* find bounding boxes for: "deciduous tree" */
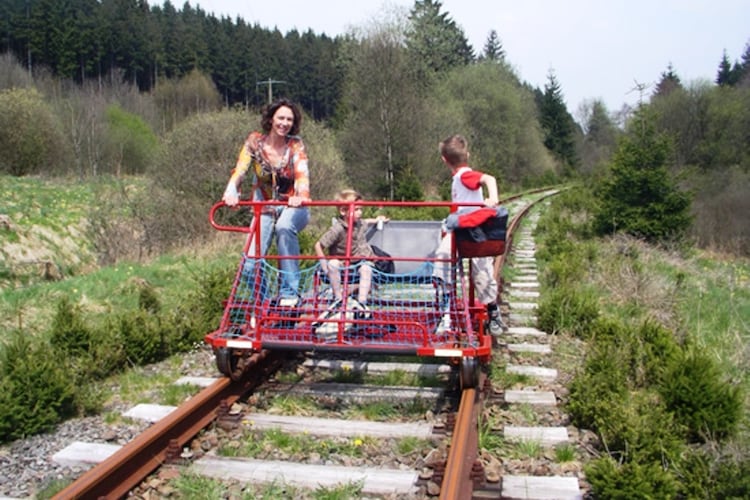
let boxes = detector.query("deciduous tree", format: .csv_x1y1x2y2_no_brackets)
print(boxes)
338,17,423,199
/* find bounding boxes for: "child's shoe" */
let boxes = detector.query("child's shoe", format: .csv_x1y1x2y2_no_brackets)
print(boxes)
352,299,371,320
487,307,507,335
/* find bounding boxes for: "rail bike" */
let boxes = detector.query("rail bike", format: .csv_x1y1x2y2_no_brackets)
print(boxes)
204,199,507,389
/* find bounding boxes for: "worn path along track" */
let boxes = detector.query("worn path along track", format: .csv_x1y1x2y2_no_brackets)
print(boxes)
53,189,561,500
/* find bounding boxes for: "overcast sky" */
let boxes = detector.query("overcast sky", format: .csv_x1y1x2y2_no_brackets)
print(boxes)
195,0,750,116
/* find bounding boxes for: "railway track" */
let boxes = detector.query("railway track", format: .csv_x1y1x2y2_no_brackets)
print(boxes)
48,189,570,499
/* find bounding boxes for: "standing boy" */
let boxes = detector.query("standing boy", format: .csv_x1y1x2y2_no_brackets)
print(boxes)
433,134,507,335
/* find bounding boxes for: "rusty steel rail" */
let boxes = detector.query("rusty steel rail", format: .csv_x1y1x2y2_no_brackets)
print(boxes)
53,188,562,500
438,384,484,500
439,189,560,499
53,350,285,500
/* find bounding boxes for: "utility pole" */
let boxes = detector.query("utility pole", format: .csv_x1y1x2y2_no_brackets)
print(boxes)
256,78,286,104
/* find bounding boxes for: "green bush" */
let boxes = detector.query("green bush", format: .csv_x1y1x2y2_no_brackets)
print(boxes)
540,252,587,289
536,284,599,337
49,296,93,355
590,317,682,388
658,349,743,442
567,347,628,430
633,319,682,385
676,450,750,499
597,390,685,465
535,213,578,262
117,310,168,366
105,104,158,175
0,87,70,176
181,264,236,336
586,456,678,499
710,455,750,499
0,332,78,442
77,326,127,381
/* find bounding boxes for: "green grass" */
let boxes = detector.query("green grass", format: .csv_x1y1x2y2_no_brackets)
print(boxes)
512,439,543,459
554,443,577,462
676,257,750,383
478,415,505,454
0,250,236,337
218,427,376,460
265,395,319,415
170,472,364,500
0,175,95,226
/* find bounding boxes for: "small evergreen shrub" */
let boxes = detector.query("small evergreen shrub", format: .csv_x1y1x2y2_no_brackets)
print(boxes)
586,456,678,499
658,349,743,442
710,455,750,499
138,282,161,314
77,326,127,381
596,390,685,465
541,250,588,288
537,284,599,338
0,332,78,442
49,296,93,355
181,265,234,337
634,319,682,385
567,349,628,430
117,310,168,365
674,450,750,500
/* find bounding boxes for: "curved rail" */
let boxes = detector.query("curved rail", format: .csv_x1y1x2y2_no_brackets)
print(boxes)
52,351,285,500
52,187,562,499
438,189,560,499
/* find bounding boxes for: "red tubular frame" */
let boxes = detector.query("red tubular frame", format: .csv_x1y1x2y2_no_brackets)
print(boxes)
205,199,497,363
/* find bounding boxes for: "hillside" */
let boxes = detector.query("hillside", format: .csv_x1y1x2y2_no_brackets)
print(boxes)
1,176,99,289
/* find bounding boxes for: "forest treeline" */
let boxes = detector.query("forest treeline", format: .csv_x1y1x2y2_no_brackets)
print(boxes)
1,0,749,258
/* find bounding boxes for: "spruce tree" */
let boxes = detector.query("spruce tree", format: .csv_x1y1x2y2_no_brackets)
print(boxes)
593,108,692,243
406,0,473,85
539,71,578,169
653,63,683,98
480,29,504,62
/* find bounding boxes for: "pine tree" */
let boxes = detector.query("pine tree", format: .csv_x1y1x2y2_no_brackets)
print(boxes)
406,0,473,85
739,40,750,86
653,62,682,98
480,29,504,62
539,71,578,169
593,107,692,243
715,49,744,87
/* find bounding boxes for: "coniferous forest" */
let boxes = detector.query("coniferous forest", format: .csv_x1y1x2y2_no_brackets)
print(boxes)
1,0,749,257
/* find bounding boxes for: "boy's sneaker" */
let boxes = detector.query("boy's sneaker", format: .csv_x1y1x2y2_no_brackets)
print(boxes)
278,295,300,308
487,308,507,335
351,299,371,320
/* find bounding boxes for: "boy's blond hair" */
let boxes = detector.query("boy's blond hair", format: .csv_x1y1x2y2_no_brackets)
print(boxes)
336,189,362,202
439,134,469,166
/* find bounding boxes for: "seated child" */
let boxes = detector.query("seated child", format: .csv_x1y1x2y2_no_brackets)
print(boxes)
314,189,388,316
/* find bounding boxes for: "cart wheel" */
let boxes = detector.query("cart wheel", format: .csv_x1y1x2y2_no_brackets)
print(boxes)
215,347,242,381
459,357,479,390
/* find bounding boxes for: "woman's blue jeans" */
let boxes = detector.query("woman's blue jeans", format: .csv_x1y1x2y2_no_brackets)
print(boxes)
248,205,310,299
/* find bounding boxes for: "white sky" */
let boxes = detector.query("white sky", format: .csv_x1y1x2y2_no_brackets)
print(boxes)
194,0,750,115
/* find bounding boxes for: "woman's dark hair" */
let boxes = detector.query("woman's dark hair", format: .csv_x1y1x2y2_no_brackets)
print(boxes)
260,98,302,136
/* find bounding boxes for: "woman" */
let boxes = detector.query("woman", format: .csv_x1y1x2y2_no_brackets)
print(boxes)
223,98,310,303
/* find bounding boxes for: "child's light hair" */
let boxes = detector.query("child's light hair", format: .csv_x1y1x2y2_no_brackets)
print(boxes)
336,189,362,202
